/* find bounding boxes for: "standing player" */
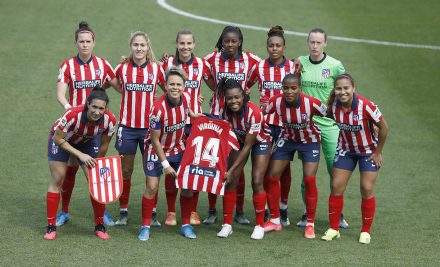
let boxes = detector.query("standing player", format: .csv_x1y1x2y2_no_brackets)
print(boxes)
138,66,202,241
204,26,261,225
248,26,299,226
55,21,120,227
263,74,327,239
216,78,272,240
161,29,215,226
112,31,165,227
296,28,348,228
44,87,116,240
321,74,388,244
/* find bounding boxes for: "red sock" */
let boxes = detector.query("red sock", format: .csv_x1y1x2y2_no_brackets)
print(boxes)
141,196,155,226
119,178,131,209
222,190,237,224
180,194,192,225
61,165,79,213
90,195,105,225
304,176,318,223
280,164,291,205
266,176,280,219
192,191,199,212
361,196,376,233
46,192,60,225
236,172,245,213
253,192,266,227
208,193,217,211
329,194,343,230
165,174,178,212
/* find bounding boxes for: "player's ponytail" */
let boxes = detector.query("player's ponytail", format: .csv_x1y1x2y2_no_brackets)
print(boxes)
86,86,109,109
75,21,95,41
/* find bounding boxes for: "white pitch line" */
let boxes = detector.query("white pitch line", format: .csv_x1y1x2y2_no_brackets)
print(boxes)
157,0,440,51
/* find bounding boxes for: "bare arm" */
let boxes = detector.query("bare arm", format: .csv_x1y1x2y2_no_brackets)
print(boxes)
57,82,71,109
150,128,176,177
223,134,256,183
53,129,97,168
367,118,389,168
108,78,122,94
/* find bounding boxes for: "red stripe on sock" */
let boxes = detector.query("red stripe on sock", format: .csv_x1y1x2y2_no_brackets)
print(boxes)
46,192,60,225
222,190,237,224
141,196,155,226
329,194,343,230
253,192,266,227
119,178,131,209
361,196,376,233
304,176,318,223
61,165,79,212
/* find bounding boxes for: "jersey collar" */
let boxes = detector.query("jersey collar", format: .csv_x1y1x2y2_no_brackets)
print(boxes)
268,57,286,67
166,94,182,107
309,52,327,65
285,94,302,109
221,51,242,61
76,54,93,65
131,60,148,68
177,55,195,65
336,93,358,112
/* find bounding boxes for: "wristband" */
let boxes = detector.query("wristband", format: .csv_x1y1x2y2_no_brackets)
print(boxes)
64,103,72,110
161,160,170,169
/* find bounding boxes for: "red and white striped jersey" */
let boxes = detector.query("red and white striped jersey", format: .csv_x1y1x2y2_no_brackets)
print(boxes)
53,105,116,144
58,55,116,107
176,116,239,196
162,56,212,123
248,58,299,126
144,92,191,157
115,61,165,128
222,101,271,144
331,94,383,154
265,94,326,143
205,51,261,115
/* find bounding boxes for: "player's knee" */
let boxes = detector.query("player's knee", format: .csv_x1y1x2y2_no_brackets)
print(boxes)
360,184,375,198
121,167,133,179
251,178,264,193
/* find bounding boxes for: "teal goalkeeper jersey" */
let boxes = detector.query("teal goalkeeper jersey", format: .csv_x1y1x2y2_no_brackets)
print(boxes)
298,53,345,127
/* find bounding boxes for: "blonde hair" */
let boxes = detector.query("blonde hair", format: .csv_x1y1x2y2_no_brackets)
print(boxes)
128,31,157,64
165,65,188,82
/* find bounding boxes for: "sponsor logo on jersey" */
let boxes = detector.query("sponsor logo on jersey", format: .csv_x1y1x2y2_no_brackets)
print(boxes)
99,167,110,180
217,72,245,81
250,123,261,132
336,122,363,132
189,165,217,178
165,120,186,132
95,69,101,76
197,122,223,134
262,81,282,90
285,122,308,129
322,68,330,78
301,81,327,89
74,79,101,89
125,83,154,92
185,80,199,89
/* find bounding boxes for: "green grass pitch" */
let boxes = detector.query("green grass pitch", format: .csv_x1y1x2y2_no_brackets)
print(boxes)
1,0,439,265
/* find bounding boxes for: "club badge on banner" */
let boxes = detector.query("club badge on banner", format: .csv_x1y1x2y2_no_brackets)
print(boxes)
88,155,123,204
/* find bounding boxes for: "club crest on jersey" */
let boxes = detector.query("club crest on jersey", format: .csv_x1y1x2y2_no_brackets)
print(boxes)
352,114,359,121
301,113,308,121
99,167,110,181
148,73,154,80
193,68,199,76
95,69,101,76
322,69,330,78
147,162,155,171
239,62,245,70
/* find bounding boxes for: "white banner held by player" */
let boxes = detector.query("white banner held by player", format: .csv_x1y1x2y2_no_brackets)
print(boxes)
88,155,123,204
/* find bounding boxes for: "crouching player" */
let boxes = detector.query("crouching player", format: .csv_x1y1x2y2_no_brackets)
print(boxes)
263,73,327,239
138,66,202,241
44,87,116,240
321,74,388,244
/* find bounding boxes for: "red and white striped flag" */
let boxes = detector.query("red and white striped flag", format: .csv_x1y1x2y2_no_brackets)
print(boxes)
88,155,123,204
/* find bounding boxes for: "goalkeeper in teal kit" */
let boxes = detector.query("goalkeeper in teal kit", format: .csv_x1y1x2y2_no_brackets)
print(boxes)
295,28,348,228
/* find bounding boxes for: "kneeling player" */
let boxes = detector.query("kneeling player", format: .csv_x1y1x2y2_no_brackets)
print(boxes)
44,87,116,240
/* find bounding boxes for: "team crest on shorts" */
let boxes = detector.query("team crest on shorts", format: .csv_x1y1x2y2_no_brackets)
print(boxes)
51,143,58,154
94,146,99,153
118,138,123,147
100,166,111,181
322,68,330,78
334,155,339,162
95,69,101,76
147,162,155,171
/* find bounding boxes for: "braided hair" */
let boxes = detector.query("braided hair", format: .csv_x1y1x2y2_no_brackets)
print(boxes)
215,26,243,53
217,78,249,114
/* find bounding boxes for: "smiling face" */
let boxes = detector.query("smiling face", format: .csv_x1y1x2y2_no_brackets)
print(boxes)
225,87,244,113
222,32,241,58
282,78,301,104
87,99,106,122
166,74,185,102
267,36,285,62
307,32,327,59
334,78,355,105
76,32,95,58
177,34,195,61
131,35,148,63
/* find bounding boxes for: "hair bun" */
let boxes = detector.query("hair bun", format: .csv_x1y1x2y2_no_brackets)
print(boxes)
268,25,284,37
79,21,89,29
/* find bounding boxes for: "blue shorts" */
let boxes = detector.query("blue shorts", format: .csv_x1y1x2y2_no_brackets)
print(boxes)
269,124,282,144
239,141,271,156
184,124,192,139
47,133,99,164
144,152,184,177
271,140,320,162
114,126,148,155
333,151,379,172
